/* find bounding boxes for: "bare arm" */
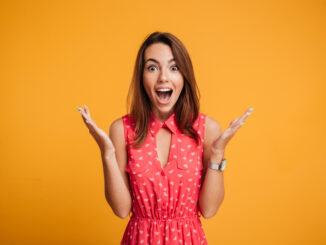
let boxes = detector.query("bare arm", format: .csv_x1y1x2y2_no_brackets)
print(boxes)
198,108,253,219
76,105,132,219
102,118,132,219
198,116,225,219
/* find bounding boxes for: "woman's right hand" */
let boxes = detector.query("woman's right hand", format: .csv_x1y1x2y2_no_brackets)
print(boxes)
77,105,115,155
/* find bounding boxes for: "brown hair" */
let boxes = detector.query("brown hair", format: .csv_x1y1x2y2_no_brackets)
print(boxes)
127,31,201,148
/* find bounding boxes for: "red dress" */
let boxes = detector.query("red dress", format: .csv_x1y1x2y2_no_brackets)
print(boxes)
120,111,208,245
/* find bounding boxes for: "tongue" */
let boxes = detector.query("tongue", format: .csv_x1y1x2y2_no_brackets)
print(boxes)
157,91,171,101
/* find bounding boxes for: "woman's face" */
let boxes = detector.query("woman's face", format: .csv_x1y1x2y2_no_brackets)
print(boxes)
143,42,184,118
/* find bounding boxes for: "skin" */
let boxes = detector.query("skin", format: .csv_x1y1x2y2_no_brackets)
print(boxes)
76,42,254,219
199,107,253,218
143,42,184,122
142,42,184,167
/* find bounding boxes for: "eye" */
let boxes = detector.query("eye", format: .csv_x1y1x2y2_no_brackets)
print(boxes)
147,65,157,71
171,65,179,71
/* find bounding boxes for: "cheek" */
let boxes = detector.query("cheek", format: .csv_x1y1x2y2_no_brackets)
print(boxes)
173,82,184,102
142,78,154,97
176,79,184,93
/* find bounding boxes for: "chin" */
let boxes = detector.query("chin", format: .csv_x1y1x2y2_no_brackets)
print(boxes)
153,104,175,113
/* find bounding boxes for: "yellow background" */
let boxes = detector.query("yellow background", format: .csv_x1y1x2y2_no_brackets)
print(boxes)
1,0,325,244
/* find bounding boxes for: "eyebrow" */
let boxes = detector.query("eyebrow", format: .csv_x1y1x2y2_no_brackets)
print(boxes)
145,58,175,64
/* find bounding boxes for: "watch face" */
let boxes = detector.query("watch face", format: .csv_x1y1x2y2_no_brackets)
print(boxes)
221,159,226,170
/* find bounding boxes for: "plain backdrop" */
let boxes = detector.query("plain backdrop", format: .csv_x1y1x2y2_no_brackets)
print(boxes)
0,0,325,244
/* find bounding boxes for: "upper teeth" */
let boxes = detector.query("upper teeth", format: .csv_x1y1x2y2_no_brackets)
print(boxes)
157,88,172,92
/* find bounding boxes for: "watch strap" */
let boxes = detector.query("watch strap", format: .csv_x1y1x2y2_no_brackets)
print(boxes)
209,158,226,171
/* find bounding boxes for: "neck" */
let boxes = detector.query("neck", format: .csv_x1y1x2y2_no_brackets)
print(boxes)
151,107,174,122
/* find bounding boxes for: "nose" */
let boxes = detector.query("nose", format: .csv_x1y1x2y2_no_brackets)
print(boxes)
158,67,169,82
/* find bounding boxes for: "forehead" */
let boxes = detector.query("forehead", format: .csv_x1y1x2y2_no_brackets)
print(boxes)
144,43,174,61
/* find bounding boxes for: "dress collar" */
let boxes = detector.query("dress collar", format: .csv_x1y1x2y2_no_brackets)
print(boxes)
149,111,178,136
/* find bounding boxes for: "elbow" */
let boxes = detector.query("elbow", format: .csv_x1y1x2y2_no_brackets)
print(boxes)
201,210,217,219
199,204,217,219
201,204,224,219
200,197,225,219
115,211,130,219
106,197,131,219
113,206,131,219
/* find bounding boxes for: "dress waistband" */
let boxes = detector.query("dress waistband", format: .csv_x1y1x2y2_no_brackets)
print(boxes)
130,213,200,222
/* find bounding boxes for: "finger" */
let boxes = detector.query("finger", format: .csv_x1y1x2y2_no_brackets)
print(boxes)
229,116,246,131
78,107,100,132
76,106,103,147
238,107,254,124
226,122,242,137
77,106,83,116
77,106,89,123
229,118,239,128
83,105,91,116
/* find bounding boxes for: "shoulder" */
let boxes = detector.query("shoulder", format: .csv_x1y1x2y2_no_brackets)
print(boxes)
204,115,222,145
205,115,221,133
109,117,123,132
109,115,127,140
196,112,221,133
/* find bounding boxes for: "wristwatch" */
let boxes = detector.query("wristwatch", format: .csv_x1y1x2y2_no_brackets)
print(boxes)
209,158,227,172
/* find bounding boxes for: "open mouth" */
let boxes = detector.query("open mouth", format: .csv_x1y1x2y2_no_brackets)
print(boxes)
155,88,173,104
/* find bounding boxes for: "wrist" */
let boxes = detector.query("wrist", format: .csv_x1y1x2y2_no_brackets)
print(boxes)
208,158,227,172
211,147,224,155
209,155,224,164
209,150,224,163
101,149,116,159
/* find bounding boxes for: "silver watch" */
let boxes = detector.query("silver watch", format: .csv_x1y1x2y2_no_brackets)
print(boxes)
209,158,227,171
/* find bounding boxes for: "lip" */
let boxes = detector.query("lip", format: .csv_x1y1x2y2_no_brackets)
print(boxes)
155,86,173,90
155,90,173,105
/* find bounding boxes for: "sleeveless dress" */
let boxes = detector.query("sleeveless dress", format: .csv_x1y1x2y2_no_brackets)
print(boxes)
120,111,208,245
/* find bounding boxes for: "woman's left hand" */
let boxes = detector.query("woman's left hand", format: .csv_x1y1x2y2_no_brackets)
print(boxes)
211,107,254,155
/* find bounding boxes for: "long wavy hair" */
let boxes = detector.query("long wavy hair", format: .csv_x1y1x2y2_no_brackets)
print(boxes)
127,31,201,148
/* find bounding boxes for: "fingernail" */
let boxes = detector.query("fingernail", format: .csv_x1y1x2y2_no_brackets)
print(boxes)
249,108,254,112
241,122,245,125
84,105,87,109
85,119,89,123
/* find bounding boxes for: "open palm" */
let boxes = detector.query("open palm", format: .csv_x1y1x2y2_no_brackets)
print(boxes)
212,107,254,153
77,105,115,154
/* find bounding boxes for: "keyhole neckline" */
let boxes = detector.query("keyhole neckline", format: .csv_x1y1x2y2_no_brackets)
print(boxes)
154,126,176,170
149,111,178,136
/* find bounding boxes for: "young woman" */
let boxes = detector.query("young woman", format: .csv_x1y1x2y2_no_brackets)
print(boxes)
77,32,253,244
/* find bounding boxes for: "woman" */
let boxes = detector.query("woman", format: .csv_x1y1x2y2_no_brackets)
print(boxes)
77,32,253,244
